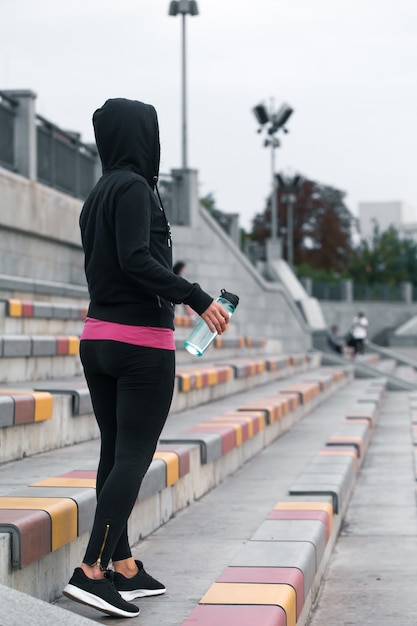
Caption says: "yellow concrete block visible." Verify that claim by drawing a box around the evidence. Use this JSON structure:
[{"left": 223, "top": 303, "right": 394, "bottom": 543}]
[
  {"left": 8, "top": 299, "right": 22, "bottom": 317},
  {"left": 180, "top": 374, "right": 191, "bottom": 392},
  {"left": 225, "top": 412, "right": 255, "bottom": 438},
  {"left": 265, "top": 404, "right": 280, "bottom": 423},
  {"left": 33, "top": 392, "right": 54, "bottom": 422},
  {"left": 31, "top": 477, "right": 96, "bottom": 488},
  {"left": 0, "top": 389, "right": 53, "bottom": 422},
  {"left": 153, "top": 451, "right": 179, "bottom": 486},
  {"left": 207, "top": 369, "right": 218, "bottom": 386},
  {"left": 68, "top": 336, "right": 80, "bottom": 355},
  {"left": 238, "top": 406, "right": 273, "bottom": 427},
  {"left": 0, "top": 497, "right": 77, "bottom": 550},
  {"left": 274, "top": 501, "right": 334, "bottom": 533},
  {"left": 200, "top": 582, "right": 296, "bottom": 626}
]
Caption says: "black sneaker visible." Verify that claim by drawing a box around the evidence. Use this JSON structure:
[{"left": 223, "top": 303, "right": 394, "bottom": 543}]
[
  {"left": 113, "top": 560, "right": 166, "bottom": 601},
  {"left": 63, "top": 567, "right": 140, "bottom": 618}
]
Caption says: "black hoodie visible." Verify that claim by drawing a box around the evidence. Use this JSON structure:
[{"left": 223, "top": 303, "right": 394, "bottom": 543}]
[{"left": 80, "top": 98, "right": 213, "bottom": 329}]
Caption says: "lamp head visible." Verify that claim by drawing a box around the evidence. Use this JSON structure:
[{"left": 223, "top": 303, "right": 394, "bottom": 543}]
[
  {"left": 272, "top": 103, "right": 294, "bottom": 131},
  {"left": 292, "top": 174, "right": 304, "bottom": 189},
  {"left": 168, "top": 1, "right": 178, "bottom": 15},
  {"left": 169, "top": 0, "right": 199, "bottom": 15},
  {"left": 276, "top": 173, "right": 304, "bottom": 189},
  {"left": 252, "top": 103, "right": 270, "bottom": 126},
  {"left": 188, "top": 0, "right": 199, "bottom": 15}
]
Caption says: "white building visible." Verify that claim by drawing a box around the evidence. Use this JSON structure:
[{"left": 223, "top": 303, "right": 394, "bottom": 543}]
[{"left": 358, "top": 201, "right": 417, "bottom": 241}]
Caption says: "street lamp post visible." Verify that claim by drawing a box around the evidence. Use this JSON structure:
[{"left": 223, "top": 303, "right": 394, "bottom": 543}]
[
  {"left": 168, "top": 0, "right": 199, "bottom": 169},
  {"left": 269, "top": 130, "right": 280, "bottom": 243},
  {"left": 285, "top": 192, "right": 296, "bottom": 267},
  {"left": 277, "top": 173, "right": 303, "bottom": 268},
  {"left": 252, "top": 101, "right": 294, "bottom": 246}
]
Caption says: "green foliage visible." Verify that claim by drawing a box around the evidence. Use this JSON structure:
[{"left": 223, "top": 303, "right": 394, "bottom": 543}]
[
  {"left": 200, "top": 192, "right": 217, "bottom": 212},
  {"left": 202, "top": 190, "right": 417, "bottom": 285},
  {"left": 349, "top": 222, "right": 417, "bottom": 285},
  {"left": 295, "top": 263, "right": 349, "bottom": 283},
  {"left": 200, "top": 192, "right": 249, "bottom": 251}
]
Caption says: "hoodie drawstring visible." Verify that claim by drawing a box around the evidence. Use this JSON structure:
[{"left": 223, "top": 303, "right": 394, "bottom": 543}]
[{"left": 154, "top": 181, "right": 172, "bottom": 247}]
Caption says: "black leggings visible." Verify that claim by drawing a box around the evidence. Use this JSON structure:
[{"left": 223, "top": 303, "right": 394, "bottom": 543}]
[
  {"left": 352, "top": 338, "right": 365, "bottom": 355},
  {"left": 80, "top": 340, "right": 176, "bottom": 568}
]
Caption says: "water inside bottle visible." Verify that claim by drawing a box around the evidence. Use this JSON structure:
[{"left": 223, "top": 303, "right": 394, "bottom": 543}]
[{"left": 184, "top": 340, "right": 203, "bottom": 357}]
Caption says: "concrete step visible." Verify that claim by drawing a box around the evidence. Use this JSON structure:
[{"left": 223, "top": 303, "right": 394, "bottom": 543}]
[
  {"left": 50, "top": 377, "right": 388, "bottom": 626},
  {"left": 0, "top": 353, "right": 320, "bottom": 463},
  {"left": 0, "top": 364, "right": 353, "bottom": 609},
  {"left": 321, "top": 349, "right": 417, "bottom": 391},
  {"left": 0, "top": 583, "right": 96, "bottom": 626}
]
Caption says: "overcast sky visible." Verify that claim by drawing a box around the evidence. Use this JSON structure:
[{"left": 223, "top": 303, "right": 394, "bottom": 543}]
[{"left": 2, "top": 0, "right": 416, "bottom": 230}]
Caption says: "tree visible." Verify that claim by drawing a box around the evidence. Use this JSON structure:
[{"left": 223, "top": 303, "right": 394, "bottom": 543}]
[
  {"left": 349, "top": 222, "right": 417, "bottom": 285},
  {"left": 200, "top": 192, "right": 216, "bottom": 212},
  {"left": 250, "top": 177, "right": 358, "bottom": 272}
]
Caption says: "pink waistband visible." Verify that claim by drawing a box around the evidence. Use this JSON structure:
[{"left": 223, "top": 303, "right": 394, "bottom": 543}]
[{"left": 80, "top": 317, "right": 175, "bottom": 351}]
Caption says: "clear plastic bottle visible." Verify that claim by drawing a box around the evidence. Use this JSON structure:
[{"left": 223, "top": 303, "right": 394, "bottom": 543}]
[{"left": 184, "top": 289, "right": 239, "bottom": 357}]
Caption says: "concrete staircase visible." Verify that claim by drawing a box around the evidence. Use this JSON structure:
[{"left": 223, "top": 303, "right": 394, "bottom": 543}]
[{"left": 0, "top": 276, "right": 416, "bottom": 625}]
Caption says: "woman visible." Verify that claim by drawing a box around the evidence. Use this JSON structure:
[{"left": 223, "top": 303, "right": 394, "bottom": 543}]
[{"left": 63, "top": 98, "right": 229, "bottom": 618}]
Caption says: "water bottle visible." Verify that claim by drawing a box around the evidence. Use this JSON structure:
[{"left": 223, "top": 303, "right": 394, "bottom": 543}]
[{"left": 184, "top": 289, "right": 239, "bottom": 357}]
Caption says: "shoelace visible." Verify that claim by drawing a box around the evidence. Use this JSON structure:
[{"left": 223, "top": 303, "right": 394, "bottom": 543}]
[{"left": 104, "top": 569, "right": 122, "bottom": 595}]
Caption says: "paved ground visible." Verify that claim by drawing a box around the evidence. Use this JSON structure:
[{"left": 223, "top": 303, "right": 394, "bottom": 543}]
[
  {"left": 307, "top": 391, "right": 417, "bottom": 625},
  {"left": 50, "top": 378, "right": 417, "bottom": 626}
]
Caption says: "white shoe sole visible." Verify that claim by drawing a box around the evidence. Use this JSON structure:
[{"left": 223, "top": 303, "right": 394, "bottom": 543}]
[
  {"left": 63, "top": 583, "right": 140, "bottom": 618},
  {"left": 119, "top": 587, "right": 166, "bottom": 601}
]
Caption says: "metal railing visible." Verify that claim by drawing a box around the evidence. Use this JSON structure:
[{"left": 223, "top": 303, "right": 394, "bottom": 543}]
[
  {"left": 0, "top": 90, "right": 99, "bottom": 199},
  {"left": 0, "top": 92, "right": 17, "bottom": 170},
  {"left": 310, "top": 279, "right": 404, "bottom": 302},
  {"left": 311, "top": 281, "right": 344, "bottom": 301},
  {"left": 36, "top": 115, "right": 98, "bottom": 198},
  {"left": 156, "top": 173, "right": 174, "bottom": 220},
  {"left": 352, "top": 282, "right": 403, "bottom": 302}
]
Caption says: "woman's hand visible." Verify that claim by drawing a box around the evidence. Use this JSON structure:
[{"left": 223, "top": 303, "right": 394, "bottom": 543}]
[{"left": 200, "top": 300, "right": 230, "bottom": 335}]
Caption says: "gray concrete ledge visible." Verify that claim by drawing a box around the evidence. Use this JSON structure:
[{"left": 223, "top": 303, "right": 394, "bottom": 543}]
[{"left": 0, "top": 583, "right": 95, "bottom": 626}]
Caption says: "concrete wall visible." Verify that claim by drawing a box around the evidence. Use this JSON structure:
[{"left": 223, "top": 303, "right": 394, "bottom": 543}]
[
  {"left": 320, "top": 299, "right": 417, "bottom": 343},
  {"left": 4, "top": 163, "right": 417, "bottom": 350},
  {"left": 0, "top": 165, "right": 312, "bottom": 351},
  {"left": 173, "top": 208, "right": 311, "bottom": 351},
  {"left": 0, "top": 167, "right": 85, "bottom": 284}
]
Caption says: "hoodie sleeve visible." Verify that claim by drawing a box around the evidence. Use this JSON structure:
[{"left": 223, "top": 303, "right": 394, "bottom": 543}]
[{"left": 115, "top": 180, "right": 213, "bottom": 315}]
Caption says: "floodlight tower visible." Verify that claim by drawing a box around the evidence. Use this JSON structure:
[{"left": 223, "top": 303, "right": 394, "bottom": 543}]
[
  {"left": 168, "top": 0, "right": 199, "bottom": 169},
  {"left": 252, "top": 101, "right": 294, "bottom": 247}
]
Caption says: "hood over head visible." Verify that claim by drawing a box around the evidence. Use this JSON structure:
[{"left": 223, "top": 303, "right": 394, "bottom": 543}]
[{"left": 93, "top": 98, "right": 160, "bottom": 188}]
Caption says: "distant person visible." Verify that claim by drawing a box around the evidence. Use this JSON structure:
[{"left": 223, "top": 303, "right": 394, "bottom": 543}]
[
  {"left": 350, "top": 311, "right": 369, "bottom": 355},
  {"left": 327, "top": 324, "right": 343, "bottom": 355},
  {"left": 173, "top": 261, "right": 186, "bottom": 276},
  {"left": 173, "top": 260, "right": 196, "bottom": 320}
]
